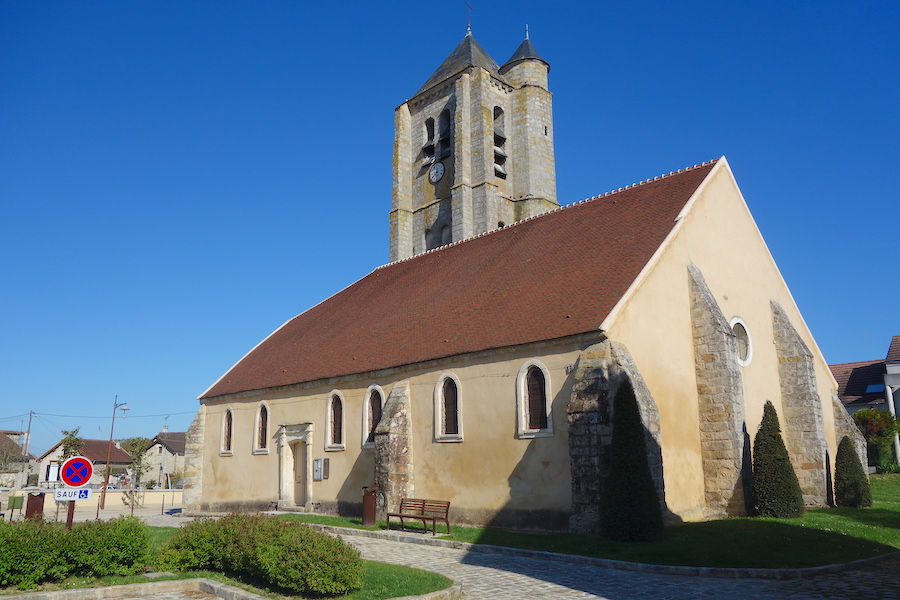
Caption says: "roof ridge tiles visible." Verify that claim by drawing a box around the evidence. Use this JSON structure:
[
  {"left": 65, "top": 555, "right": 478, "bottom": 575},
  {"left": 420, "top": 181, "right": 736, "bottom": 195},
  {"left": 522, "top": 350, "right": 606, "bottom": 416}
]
[{"left": 376, "top": 159, "right": 719, "bottom": 271}]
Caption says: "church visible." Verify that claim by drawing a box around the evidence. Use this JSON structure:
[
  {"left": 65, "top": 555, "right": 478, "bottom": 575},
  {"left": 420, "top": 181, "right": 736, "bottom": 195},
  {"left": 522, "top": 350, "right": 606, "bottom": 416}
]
[{"left": 182, "top": 30, "right": 863, "bottom": 530}]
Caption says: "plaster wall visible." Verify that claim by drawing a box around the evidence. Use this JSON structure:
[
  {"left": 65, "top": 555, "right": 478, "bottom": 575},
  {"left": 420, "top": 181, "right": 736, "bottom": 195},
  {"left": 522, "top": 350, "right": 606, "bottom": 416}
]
[
  {"left": 199, "top": 339, "right": 584, "bottom": 525},
  {"left": 605, "top": 161, "right": 841, "bottom": 519}
]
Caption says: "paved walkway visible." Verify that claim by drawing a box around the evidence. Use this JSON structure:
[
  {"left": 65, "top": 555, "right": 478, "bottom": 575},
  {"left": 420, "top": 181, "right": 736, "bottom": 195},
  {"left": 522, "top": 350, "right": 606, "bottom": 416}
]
[{"left": 340, "top": 534, "right": 900, "bottom": 600}]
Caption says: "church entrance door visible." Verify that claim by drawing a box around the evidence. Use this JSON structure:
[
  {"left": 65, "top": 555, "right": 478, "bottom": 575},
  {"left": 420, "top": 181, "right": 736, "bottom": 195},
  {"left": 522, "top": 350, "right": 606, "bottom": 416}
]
[{"left": 293, "top": 441, "right": 307, "bottom": 506}]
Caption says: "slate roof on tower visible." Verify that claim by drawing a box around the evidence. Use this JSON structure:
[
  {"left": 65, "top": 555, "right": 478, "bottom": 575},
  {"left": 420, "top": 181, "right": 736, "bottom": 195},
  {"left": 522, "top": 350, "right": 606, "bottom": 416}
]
[
  {"left": 201, "top": 159, "right": 720, "bottom": 400},
  {"left": 416, "top": 30, "right": 500, "bottom": 95},
  {"left": 500, "top": 35, "right": 548, "bottom": 72}
]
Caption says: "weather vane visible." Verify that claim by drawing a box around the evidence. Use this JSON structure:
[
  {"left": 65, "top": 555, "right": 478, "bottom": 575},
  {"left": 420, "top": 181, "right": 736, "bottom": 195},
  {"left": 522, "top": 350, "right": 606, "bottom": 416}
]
[{"left": 466, "top": 2, "right": 473, "bottom": 33}]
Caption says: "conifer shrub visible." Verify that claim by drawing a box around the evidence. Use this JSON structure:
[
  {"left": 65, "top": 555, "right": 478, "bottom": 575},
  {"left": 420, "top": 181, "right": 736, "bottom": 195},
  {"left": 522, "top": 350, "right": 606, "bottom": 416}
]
[
  {"left": 599, "top": 378, "right": 664, "bottom": 542},
  {"left": 834, "top": 435, "right": 872, "bottom": 508},
  {"left": 158, "top": 514, "right": 363, "bottom": 596},
  {"left": 751, "top": 401, "right": 804, "bottom": 517}
]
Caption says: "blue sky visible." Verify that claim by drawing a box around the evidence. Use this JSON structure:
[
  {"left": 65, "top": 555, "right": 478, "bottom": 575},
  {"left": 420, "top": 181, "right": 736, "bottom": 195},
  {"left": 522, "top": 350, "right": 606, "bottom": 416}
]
[{"left": 2, "top": 1, "right": 897, "bottom": 456}]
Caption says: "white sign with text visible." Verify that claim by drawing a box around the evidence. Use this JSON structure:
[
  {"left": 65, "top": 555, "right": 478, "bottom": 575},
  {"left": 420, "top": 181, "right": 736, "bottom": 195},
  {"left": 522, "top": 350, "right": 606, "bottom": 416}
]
[{"left": 54, "top": 488, "right": 93, "bottom": 501}]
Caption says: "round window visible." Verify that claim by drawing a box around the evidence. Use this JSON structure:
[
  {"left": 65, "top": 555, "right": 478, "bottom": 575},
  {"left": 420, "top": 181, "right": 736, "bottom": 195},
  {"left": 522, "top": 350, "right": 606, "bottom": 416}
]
[{"left": 730, "top": 318, "right": 751, "bottom": 366}]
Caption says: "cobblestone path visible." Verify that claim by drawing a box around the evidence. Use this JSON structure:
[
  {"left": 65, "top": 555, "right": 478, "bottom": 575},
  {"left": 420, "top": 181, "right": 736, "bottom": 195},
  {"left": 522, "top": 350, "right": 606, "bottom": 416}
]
[{"left": 344, "top": 535, "right": 900, "bottom": 600}]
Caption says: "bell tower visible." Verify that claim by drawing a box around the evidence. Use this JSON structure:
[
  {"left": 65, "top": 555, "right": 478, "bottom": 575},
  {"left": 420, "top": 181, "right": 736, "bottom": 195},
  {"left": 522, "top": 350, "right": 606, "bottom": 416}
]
[{"left": 390, "top": 28, "right": 558, "bottom": 262}]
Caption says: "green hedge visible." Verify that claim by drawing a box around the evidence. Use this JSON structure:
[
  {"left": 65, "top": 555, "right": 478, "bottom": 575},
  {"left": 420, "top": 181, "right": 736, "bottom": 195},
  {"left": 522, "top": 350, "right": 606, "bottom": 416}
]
[
  {"left": 157, "top": 514, "right": 362, "bottom": 597},
  {"left": 0, "top": 516, "right": 148, "bottom": 589}
]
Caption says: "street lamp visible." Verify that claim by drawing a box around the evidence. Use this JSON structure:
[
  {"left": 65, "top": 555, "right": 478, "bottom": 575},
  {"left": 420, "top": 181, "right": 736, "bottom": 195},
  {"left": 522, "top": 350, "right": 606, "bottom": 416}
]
[{"left": 98, "top": 396, "right": 128, "bottom": 513}]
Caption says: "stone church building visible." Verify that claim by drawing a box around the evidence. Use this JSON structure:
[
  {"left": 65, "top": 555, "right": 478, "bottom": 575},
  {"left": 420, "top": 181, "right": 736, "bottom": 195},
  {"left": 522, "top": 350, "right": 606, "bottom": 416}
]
[{"left": 182, "top": 31, "right": 863, "bottom": 530}]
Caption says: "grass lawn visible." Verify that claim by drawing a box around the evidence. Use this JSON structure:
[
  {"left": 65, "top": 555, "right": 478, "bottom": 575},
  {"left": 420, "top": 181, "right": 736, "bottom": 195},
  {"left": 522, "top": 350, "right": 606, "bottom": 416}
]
[
  {"left": 284, "top": 473, "right": 900, "bottom": 569},
  {"left": 0, "top": 564, "right": 450, "bottom": 600}
]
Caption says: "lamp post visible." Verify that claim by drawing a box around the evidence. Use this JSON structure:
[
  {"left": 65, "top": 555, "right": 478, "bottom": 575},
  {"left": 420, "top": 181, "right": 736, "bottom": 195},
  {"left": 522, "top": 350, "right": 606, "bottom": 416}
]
[{"left": 97, "top": 396, "right": 128, "bottom": 515}]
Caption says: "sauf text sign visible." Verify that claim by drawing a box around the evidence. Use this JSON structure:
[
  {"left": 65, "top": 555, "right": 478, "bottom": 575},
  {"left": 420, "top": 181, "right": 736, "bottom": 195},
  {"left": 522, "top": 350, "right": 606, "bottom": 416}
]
[{"left": 55, "top": 488, "right": 93, "bottom": 501}]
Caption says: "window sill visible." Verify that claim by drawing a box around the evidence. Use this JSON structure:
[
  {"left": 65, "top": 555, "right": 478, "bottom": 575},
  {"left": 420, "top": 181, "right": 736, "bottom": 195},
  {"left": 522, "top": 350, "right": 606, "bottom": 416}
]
[
  {"left": 252, "top": 448, "right": 269, "bottom": 455},
  {"left": 434, "top": 435, "right": 463, "bottom": 443},
  {"left": 325, "top": 445, "right": 345, "bottom": 452},
  {"left": 516, "top": 430, "right": 554, "bottom": 440},
  {"left": 219, "top": 451, "right": 233, "bottom": 457}
]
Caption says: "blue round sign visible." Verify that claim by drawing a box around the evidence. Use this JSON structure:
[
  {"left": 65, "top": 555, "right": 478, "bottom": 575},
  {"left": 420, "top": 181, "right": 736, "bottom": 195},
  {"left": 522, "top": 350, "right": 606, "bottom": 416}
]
[{"left": 60, "top": 456, "right": 93, "bottom": 487}]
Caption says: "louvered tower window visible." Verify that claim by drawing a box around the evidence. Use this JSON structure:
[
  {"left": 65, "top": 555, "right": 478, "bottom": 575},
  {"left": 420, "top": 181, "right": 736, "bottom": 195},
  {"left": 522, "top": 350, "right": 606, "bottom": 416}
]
[{"left": 493, "top": 106, "right": 507, "bottom": 179}]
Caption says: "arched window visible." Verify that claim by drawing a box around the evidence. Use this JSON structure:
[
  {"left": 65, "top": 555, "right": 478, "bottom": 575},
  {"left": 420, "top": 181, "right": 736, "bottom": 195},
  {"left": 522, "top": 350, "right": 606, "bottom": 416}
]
[
  {"left": 221, "top": 409, "right": 234, "bottom": 455},
  {"left": 254, "top": 403, "right": 269, "bottom": 453},
  {"left": 433, "top": 373, "right": 463, "bottom": 442},
  {"left": 516, "top": 361, "right": 553, "bottom": 438},
  {"left": 364, "top": 387, "right": 384, "bottom": 447},
  {"left": 527, "top": 367, "right": 548, "bottom": 430},
  {"left": 327, "top": 392, "right": 345, "bottom": 450}
]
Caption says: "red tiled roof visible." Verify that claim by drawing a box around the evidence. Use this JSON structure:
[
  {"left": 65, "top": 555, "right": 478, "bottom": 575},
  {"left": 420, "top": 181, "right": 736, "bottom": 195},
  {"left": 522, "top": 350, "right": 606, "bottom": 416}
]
[
  {"left": 829, "top": 359, "right": 886, "bottom": 408},
  {"left": 886, "top": 335, "right": 900, "bottom": 364},
  {"left": 201, "top": 161, "right": 718, "bottom": 399},
  {"left": 39, "top": 438, "right": 133, "bottom": 463}
]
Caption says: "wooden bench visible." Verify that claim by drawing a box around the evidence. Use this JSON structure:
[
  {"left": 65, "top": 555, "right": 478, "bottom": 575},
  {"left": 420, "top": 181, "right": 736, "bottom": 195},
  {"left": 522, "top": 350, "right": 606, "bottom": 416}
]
[{"left": 386, "top": 498, "right": 450, "bottom": 535}]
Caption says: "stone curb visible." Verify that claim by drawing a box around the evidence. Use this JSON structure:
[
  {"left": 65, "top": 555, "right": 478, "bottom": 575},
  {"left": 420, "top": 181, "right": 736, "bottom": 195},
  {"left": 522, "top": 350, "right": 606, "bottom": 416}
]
[
  {"left": 0, "top": 577, "right": 463, "bottom": 600},
  {"left": 307, "top": 522, "right": 900, "bottom": 580}
]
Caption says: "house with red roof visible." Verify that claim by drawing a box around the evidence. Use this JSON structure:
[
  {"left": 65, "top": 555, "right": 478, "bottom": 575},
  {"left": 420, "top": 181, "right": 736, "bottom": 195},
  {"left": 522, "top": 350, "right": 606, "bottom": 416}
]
[
  {"left": 183, "top": 31, "right": 862, "bottom": 530},
  {"left": 830, "top": 336, "right": 900, "bottom": 414},
  {"left": 38, "top": 438, "right": 132, "bottom": 488}
]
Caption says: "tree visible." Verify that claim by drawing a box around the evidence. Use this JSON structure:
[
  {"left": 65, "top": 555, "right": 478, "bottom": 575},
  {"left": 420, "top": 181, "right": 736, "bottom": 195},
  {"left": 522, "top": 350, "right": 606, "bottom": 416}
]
[
  {"left": 120, "top": 437, "right": 152, "bottom": 487},
  {"left": 751, "top": 401, "right": 804, "bottom": 517},
  {"left": 59, "top": 428, "right": 84, "bottom": 460},
  {"left": 0, "top": 441, "right": 23, "bottom": 473},
  {"left": 834, "top": 435, "right": 872, "bottom": 508},
  {"left": 599, "top": 379, "right": 664, "bottom": 542},
  {"left": 851, "top": 409, "right": 898, "bottom": 467}
]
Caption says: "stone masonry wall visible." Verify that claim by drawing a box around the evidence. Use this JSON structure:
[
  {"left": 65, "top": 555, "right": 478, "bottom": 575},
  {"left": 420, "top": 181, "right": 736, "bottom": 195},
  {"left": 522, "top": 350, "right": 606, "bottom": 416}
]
[
  {"left": 771, "top": 301, "right": 828, "bottom": 506},
  {"left": 831, "top": 392, "right": 868, "bottom": 473},
  {"left": 688, "top": 264, "right": 748, "bottom": 517},
  {"left": 374, "top": 380, "right": 414, "bottom": 518},
  {"left": 567, "top": 339, "right": 664, "bottom": 533},
  {"left": 181, "top": 405, "right": 206, "bottom": 512}
]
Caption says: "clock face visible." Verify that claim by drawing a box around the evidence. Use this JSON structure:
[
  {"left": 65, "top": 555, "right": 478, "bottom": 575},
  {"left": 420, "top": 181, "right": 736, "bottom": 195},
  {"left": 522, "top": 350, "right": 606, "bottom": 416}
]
[{"left": 429, "top": 161, "right": 445, "bottom": 183}]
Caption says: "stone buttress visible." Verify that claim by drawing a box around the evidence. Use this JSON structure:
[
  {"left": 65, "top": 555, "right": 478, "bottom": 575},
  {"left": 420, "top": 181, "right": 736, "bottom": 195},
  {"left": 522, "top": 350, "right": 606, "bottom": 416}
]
[
  {"left": 689, "top": 264, "right": 749, "bottom": 517},
  {"left": 374, "top": 380, "right": 414, "bottom": 517},
  {"left": 567, "top": 339, "right": 664, "bottom": 533}
]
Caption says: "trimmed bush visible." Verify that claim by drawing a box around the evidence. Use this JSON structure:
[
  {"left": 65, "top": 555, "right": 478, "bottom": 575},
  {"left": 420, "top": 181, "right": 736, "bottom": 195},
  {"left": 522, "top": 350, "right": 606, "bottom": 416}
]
[
  {"left": 752, "top": 401, "right": 804, "bottom": 517},
  {"left": 256, "top": 522, "right": 363, "bottom": 596},
  {"left": 834, "top": 435, "right": 872, "bottom": 508},
  {"left": 68, "top": 516, "right": 149, "bottom": 577},
  {"left": 0, "top": 516, "right": 147, "bottom": 589},
  {"left": 0, "top": 518, "right": 69, "bottom": 589},
  {"left": 599, "top": 379, "right": 664, "bottom": 542},
  {"left": 159, "top": 514, "right": 363, "bottom": 596}
]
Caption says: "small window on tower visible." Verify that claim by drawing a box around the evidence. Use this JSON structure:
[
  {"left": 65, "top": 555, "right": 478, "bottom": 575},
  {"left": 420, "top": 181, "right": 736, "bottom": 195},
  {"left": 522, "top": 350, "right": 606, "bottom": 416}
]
[
  {"left": 493, "top": 106, "right": 507, "bottom": 179},
  {"left": 438, "top": 109, "right": 452, "bottom": 159},
  {"left": 423, "top": 118, "right": 436, "bottom": 163}
]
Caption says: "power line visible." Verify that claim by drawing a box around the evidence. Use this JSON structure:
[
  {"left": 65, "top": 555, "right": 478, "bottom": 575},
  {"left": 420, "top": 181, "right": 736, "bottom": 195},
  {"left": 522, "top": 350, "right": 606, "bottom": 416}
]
[{"left": 37, "top": 411, "right": 196, "bottom": 419}]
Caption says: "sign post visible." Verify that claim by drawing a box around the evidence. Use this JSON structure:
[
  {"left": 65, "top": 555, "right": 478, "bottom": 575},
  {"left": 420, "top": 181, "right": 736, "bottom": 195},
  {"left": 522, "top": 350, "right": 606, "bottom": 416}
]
[{"left": 59, "top": 456, "right": 93, "bottom": 530}]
